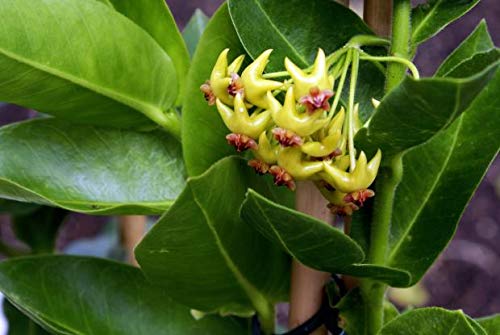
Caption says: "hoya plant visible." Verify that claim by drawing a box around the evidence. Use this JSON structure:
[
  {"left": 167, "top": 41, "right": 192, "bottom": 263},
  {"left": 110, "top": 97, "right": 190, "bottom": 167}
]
[{"left": 0, "top": 0, "right": 498, "bottom": 334}]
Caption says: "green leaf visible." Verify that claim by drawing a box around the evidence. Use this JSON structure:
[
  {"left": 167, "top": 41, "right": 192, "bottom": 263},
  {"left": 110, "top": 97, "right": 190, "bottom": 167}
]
[
  {"left": 387, "top": 41, "right": 500, "bottom": 286},
  {"left": 12, "top": 206, "right": 67, "bottom": 254},
  {"left": 106, "top": 0, "right": 190, "bottom": 104},
  {"left": 3, "top": 299, "right": 50, "bottom": 335},
  {"left": 0, "top": 0, "right": 177, "bottom": 130},
  {"left": 183, "top": 9, "right": 210, "bottom": 57},
  {"left": 356, "top": 61, "right": 498, "bottom": 158},
  {"left": 435, "top": 20, "right": 494, "bottom": 77},
  {"left": 136, "top": 157, "right": 293, "bottom": 316},
  {"left": 241, "top": 190, "right": 410, "bottom": 286},
  {"left": 228, "top": 0, "right": 371, "bottom": 71},
  {"left": 0, "top": 255, "right": 248, "bottom": 335},
  {"left": 476, "top": 314, "right": 500, "bottom": 335},
  {"left": 446, "top": 49, "right": 500, "bottom": 78},
  {"left": 334, "top": 289, "right": 399, "bottom": 335},
  {"left": 379, "top": 308, "right": 486, "bottom": 335},
  {"left": 411, "top": 0, "right": 480, "bottom": 47},
  {"left": 241, "top": 189, "right": 364, "bottom": 270},
  {"left": 182, "top": 4, "right": 248, "bottom": 176},
  {"left": 0, "top": 118, "right": 185, "bottom": 215},
  {"left": 228, "top": 0, "right": 385, "bottom": 120}
]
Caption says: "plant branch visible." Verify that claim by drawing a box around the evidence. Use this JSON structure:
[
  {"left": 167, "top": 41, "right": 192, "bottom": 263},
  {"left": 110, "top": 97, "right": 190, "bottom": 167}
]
[
  {"left": 385, "top": 0, "right": 411, "bottom": 91},
  {"left": 119, "top": 215, "right": 147, "bottom": 266}
]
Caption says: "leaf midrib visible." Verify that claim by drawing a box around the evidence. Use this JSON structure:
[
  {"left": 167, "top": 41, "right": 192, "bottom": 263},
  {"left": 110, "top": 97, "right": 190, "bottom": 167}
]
[
  {"left": 189, "top": 186, "right": 269, "bottom": 313},
  {"left": 0, "top": 46, "right": 162, "bottom": 120},
  {"left": 387, "top": 116, "right": 463, "bottom": 264},
  {"left": 0, "top": 178, "right": 173, "bottom": 213},
  {"left": 412, "top": 0, "right": 443, "bottom": 43}
]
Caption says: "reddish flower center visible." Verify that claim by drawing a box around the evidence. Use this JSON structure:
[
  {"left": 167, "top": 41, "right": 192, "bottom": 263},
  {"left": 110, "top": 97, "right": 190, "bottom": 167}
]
[
  {"left": 269, "top": 165, "right": 296, "bottom": 190},
  {"left": 200, "top": 80, "right": 216, "bottom": 105},
  {"left": 248, "top": 159, "right": 270, "bottom": 175},
  {"left": 227, "top": 73, "right": 244, "bottom": 97},
  {"left": 327, "top": 203, "right": 359, "bottom": 216},
  {"left": 343, "top": 189, "right": 375, "bottom": 207},
  {"left": 226, "top": 133, "right": 258, "bottom": 152},
  {"left": 272, "top": 128, "right": 303, "bottom": 147},
  {"left": 299, "top": 87, "right": 334, "bottom": 114}
]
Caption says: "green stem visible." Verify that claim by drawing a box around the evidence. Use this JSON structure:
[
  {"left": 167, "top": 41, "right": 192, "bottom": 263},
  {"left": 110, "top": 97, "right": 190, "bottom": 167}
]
[
  {"left": 256, "top": 302, "right": 275, "bottom": 334},
  {"left": 360, "top": 55, "right": 419, "bottom": 79},
  {"left": 154, "top": 110, "right": 182, "bottom": 141},
  {"left": 347, "top": 50, "right": 359, "bottom": 171},
  {"left": 347, "top": 34, "right": 391, "bottom": 48},
  {"left": 361, "top": 155, "right": 403, "bottom": 335},
  {"left": 329, "top": 49, "right": 352, "bottom": 120},
  {"left": 385, "top": 0, "right": 411, "bottom": 92}
]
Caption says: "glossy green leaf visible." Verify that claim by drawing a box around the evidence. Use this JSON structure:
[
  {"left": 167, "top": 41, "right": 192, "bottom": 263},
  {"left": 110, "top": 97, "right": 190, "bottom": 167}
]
[
  {"left": 228, "top": 0, "right": 385, "bottom": 119},
  {"left": 435, "top": 20, "right": 494, "bottom": 77},
  {"left": 0, "top": 0, "right": 177, "bottom": 130},
  {"left": 0, "top": 118, "right": 185, "bottom": 215},
  {"left": 136, "top": 157, "right": 293, "bottom": 316},
  {"left": 0, "top": 255, "right": 248, "bottom": 335},
  {"left": 3, "top": 300, "right": 50, "bottom": 335},
  {"left": 183, "top": 9, "right": 210, "bottom": 57},
  {"left": 379, "top": 308, "right": 486, "bottom": 335},
  {"left": 228, "top": 0, "right": 371, "bottom": 71},
  {"left": 12, "top": 206, "right": 67, "bottom": 254},
  {"left": 182, "top": 4, "right": 248, "bottom": 176},
  {"left": 107, "top": 0, "right": 190, "bottom": 104},
  {"left": 476, "top": 314, "right": 500, "bottom": 335},
  {"left": 356, "top": 61, "right": 498, "bottom": 158},
  {"left": 411, "top": 0, "right": 480, "bottom": 46},
  {"left": 387, "top": 36, "right": 500, "bottom": 285},
  {"left": 241, "top": 189, "right": 364, "bottom": 270},
  {"left": 240, "top": 190, "right": 411, "bottom": 286},
  {"left": 446, "top": 49, "right": 500, "bottom": 78},
  {"left": 334, "top": 289, "right": 399, "bottom": 335}
]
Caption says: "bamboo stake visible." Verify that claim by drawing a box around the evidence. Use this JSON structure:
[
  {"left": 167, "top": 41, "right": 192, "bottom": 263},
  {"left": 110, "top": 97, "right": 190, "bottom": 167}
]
[
  {"left": 118, "top": 215, "right": 146, "bottom": 266},
  {"left": 289, "top": 182, "right": 332, "bottom": 334},
  {"left": 287, "top": 1, "right": 350, "bottom": 332},
  {"left": 363, "top": 0, "right": 392, "bottom": 37}
]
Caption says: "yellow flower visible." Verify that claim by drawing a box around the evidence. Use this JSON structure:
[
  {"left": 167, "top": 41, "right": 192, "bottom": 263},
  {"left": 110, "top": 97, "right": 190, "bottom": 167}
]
[
  {"left": 241, "top": 49, "right": 284, "bottom": 109},
  {"left": 320, "top": 150, "right": 382, "bottom": 193},
  {"left": 252, "top": 131, "right": 278, "bottom": 164},
  {"left": 285, "top": 48, "right": 334, "bottom": 101},
  {"left": 209, "top": 49, "right": 245, "bottom": 106},
  {"left": 301, "top": 108, "right": 345, "bottom": 157},
  {"left": 215, "top": 93, "right": 271, "bottom": 139},
  {"left": 277, "top": 147, "right": 323, "bottom": 180},
  {"left": 268, "top": 87, "right": 329, "bottom": 137}
]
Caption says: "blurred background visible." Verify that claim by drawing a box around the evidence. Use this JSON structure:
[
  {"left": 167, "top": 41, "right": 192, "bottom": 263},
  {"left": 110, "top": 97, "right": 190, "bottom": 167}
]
[{"left": 0, "top": 0, "right": 498, "bottom": 332}]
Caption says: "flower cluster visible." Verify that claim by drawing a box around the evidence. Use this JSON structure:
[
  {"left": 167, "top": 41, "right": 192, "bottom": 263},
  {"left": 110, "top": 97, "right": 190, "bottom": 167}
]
[{"left": 201, "top": 48, "right": 382, "bottom": 216}]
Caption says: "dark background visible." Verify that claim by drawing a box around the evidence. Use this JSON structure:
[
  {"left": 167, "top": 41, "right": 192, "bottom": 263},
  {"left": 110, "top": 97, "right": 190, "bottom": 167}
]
[{"left": 0, "top": 0, "right": 498, "bottom": 318}]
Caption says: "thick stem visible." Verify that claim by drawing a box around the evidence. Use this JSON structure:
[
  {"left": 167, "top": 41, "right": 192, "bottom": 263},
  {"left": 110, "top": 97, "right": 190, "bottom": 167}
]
[
  {"left": 361, "top": 155, "right": 403, "bottom": 334},
  {"left": 385, "top": 0, "right": 411, "bottom": 91},
  {"left": 289, "top": 182, "right": 332, "bottom": 335},
  {"left": 118, "top": 215, "right": 147, "bottom": 266}
]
